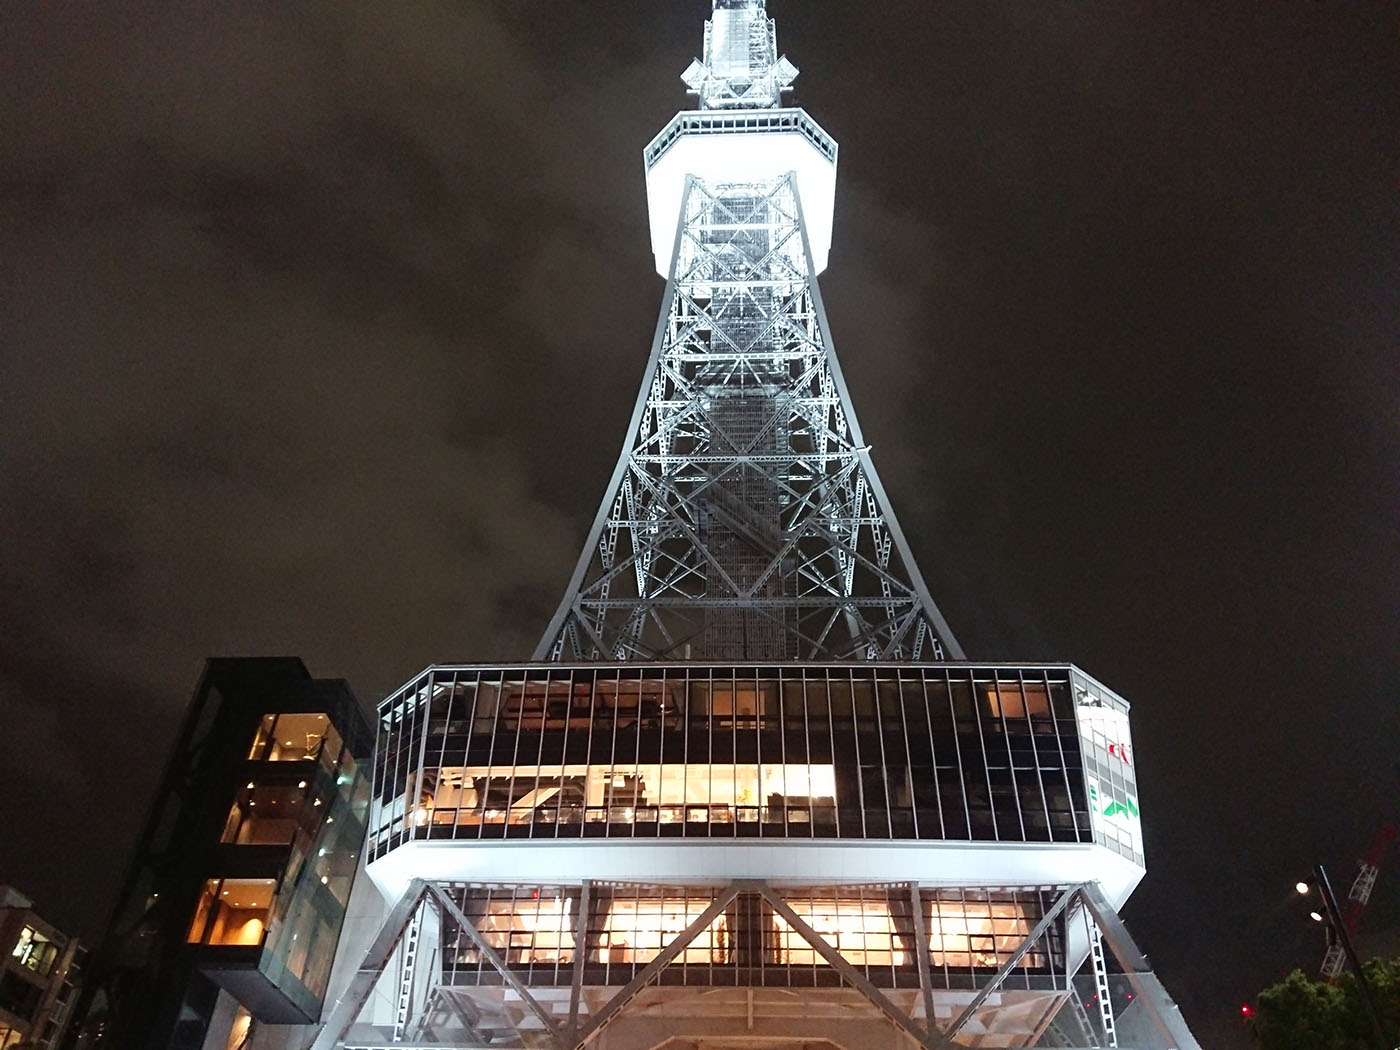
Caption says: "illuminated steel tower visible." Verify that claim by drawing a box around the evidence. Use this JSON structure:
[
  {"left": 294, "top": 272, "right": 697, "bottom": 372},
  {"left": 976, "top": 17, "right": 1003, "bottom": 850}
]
[
  {"left": 535, "top": 4, "right": 957, "bottom": 668},
  {"left": 315, "top": 5, "right": 1203, "bottom": 1049}
]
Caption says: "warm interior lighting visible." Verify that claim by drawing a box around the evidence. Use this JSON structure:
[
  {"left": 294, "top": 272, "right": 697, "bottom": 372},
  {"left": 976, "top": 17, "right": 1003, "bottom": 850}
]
[
  {"left": 776, "top": 899, "right": 905, "bottom": 967},
  {"left": 419, "top": 762, "right": 838, "bottom": 825},
  {"left": 928, "top": 898, "right": 1038, "bottom": 969},
  {"left": 248, "top": 712, "right": 341, "bottom": 762},
  {"left": 601, "top": 898, "right": 718, "bottom": 964},
  {"left": 474, "top": 894, "right": 576, "bottom": 964},
  {"left": 188, "top": 878, "right": 278, "bottom": 946}
]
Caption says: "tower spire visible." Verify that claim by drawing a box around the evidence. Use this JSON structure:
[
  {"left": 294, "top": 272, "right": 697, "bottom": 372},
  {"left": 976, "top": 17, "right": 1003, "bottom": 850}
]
[{"left": 681, "top": 0, "right": 798, "bottom": 110}]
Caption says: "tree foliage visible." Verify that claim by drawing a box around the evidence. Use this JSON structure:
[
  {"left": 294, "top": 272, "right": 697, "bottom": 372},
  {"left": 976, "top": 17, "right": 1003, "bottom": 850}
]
[{"left": 1251, "top": 958, "right": 1400, "bottom": 1050}]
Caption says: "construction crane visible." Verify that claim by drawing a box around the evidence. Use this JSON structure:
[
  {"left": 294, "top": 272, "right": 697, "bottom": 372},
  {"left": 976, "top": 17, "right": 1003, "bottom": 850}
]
[{"left": 1321, "top": 822, "right": 1397, "bottom": 981}]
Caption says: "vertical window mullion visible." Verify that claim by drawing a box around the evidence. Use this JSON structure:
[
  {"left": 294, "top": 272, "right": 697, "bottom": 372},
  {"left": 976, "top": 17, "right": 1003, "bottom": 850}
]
[
  {"left": 920, "top": 670, "right": 945, "bottom": 838},
  {"left": 871, "top": 669, "right": 892, "bottom": 836},
  {"left": 943, "top": 671, "right": 973, "bottom": 838},
  {"left": 1025, "top": 671, "right": 1055, "bottom": 840},
  {"left": 999, "top": 672, "right": 1026, "bottom": 842},
  {"left": 969, "top": 671, "right": 999, "bottom": 841},
  {"left": 817, "top": 674, "right": 828, "bottom": 840},
  {"left": 849, "top": 668, "right": 867, "bottom": 839},
  {"left": 607, "top": 668, "right": 621, "bottom": 837},
  {"left": 462, "top": 671, "right": 484, "bottom": 840},
  {"left": 894, "top": 669, "right": 917, "bottom": 840},
  {"left": 428, "top": 671, "right": 457, "bottom": 841}
]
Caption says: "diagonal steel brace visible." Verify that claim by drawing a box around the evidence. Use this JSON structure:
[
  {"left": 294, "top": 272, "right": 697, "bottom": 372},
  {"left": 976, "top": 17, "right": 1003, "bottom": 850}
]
[
  {"left": 426, "top": 883, "right": 567, "bottom": 1048},
  {"left": 934, "top": 883, "right": 1083, "bottom": 1048},
  {"left": 756, "top": 885, "right": 939, "bottom": 1050},
  {"left": 572, "top": 882, "right": 744, "bottom": 1050}
]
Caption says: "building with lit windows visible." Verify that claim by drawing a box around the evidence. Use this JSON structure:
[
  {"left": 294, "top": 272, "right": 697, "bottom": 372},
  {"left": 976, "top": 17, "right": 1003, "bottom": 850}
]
[
  {"left": 303, "top": 4, "right": 1203, "bottom": 1049},
  {"left": 61, "top": 659, "right": 371, "bottom": 1050},
  {"left": 0, "top": 887, "right": 81, "bottom": 1049}
]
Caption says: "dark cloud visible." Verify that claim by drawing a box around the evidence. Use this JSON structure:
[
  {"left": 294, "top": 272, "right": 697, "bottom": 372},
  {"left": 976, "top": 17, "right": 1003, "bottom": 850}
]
[{"left": 1, "top": 4, "right": 1397, "bottom": 1048}]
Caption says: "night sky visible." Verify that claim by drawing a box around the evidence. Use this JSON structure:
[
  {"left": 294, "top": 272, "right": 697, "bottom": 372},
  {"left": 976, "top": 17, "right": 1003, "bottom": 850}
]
[{"left": 2, "top": 4, "right": 1397, "bottom": 1047}]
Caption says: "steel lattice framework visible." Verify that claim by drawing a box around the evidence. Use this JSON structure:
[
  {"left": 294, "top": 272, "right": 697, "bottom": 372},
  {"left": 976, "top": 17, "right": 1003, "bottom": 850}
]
[
  {"left": 313, "top": 879, "right": 1201, "bottom": 1050},
  {"left": 536, "top": 174, "right": 963, "bottom": 665}
]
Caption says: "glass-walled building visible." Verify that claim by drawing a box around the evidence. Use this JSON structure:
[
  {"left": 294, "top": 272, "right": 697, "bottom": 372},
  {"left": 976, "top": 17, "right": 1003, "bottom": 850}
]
[
  {"left": 360, "top": 662, "right": 1144, "bottom": 1004},
  {"left": 62, "top": 659, "right": 371, "bottom": 1050},
  {"left": 192, "top": 706, "right": 370, "bottom": 1022},
  {"left": 369, "top": 663, "right": 1138, "bottom": 865}
]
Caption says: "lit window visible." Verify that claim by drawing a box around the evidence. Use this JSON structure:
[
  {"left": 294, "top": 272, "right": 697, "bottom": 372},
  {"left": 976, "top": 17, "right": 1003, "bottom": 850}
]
[
  {"left": 987, "top": 683, "right": 1050, "bottom": 719},
  {"left": 10, "top": 925, "right": 57, "bottom": 976},
  {"left": 928, "top": 897, "right": 1039, "bottom": 969},
  {"left": 414, "top": 763, "right": 837, "bottom": 827},
  {"left": 187, "top": 878, "right": 278, "bottom": 946},
  {"left": 775, "top": 899, "right": 905, "bottom": 967},
  {"left": 220, "top": 779, "right": 319, "bottom": 845},
  {"left": 247, "top": 713, "right": 342, "bottom": 763},
  {"left": 475, "top": 894, "right": 575, "bottom": 964},
  {"left": 600, "top": 897, "right": 722, "bottom": 964}
]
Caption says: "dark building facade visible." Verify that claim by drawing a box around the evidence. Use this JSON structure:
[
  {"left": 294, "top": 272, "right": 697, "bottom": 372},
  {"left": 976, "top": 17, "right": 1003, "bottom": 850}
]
[{"left": 62, "top": 659, "right": 370, "bottom": 1050}]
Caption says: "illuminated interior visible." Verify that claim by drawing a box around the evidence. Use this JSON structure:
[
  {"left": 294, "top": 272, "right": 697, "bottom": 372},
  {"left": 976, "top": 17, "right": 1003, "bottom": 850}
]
[
  {"left": 444, "top": 887, "right": 1050, "bottom": 975},
  {"left": 223, "top": 1007, "right": 253, "bottom": 1050},
  {"left": 371, "top": 666, "right": 1100, "bottom": 851},
  {"left": 9, "top": 925, "right": 57, "bottom": 976},
  {"left": 985, "top": 682, "right": 1050, "bottom": 719},
  {"left": 248, "top": 712, "right": 342, "bottom": 764},
  {"left": 416, "top": 763, "right": 837, "bottom": 826},
  {"left": 775, "top": 899, "right": 906, "bottom": 967},
  {"left": 475, "top": 895, "right": 576, "bottom": 965},
  {"left": 187, "top": 878, "right": 277, "bottom": 947},
  {"left": 598, "top": 898, "right": 722, "bottom": 964},
  {"left": 928, "top": 897, "right": 1039, "bottom": 969},
  {"left": 219, "top": 778, "right": 324, "bottom": 846}
]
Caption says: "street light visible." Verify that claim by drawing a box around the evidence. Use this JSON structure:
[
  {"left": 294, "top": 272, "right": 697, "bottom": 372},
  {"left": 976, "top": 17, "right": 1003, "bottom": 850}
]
[{"left": 1296, "top": 865, "right": 1394, "bottom": 1050}]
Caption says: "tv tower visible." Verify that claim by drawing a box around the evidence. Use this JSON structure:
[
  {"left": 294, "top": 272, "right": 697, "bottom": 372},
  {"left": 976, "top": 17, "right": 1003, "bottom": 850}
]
[{"left": 311, "top": 4, "right": 1203, "bottom": 1048}]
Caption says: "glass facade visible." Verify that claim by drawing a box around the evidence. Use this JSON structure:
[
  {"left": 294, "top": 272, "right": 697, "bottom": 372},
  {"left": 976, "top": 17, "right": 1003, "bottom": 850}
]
[
  {"left": 437, "top": 883, "right": 1063, "bottom": 990},
  {"left": 195, "top": 707, "right": 371, "bottom": 1021},
  {"left": 258, "top": 750, "right": 369, "bottom": 1013},
  {"left": 187, "top": 879, "right": 276, "bottom": 947},
  {"left": 369, "top": 664, "right": 1115, "bottom": 857}
]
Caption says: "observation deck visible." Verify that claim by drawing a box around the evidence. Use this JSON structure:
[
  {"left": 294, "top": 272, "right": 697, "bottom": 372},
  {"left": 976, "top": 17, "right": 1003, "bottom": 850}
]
[
  {"left": 365, "top": 662, "right": 1144, "bottom": 909},
  {"left": 644, "top": 108, "right": 838, "bottom": 276}
]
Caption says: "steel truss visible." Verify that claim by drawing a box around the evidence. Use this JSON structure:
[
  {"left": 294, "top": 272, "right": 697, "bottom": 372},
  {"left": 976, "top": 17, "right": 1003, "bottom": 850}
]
[
  {"left": 312, "top": 880, "right": 1199, "bottom": 1050},
  {"left": 536, "top": 174, "right": 963, "bottom": 665}
]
